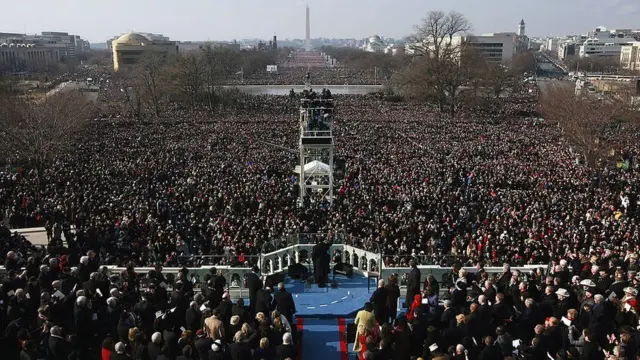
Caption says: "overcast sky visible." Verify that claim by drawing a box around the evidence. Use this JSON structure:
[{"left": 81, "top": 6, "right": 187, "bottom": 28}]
[{"left": 5, "top": 0, "right": 640, "bottom": 43}]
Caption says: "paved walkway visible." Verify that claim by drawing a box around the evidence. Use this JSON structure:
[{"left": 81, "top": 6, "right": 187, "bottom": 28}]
[{"left": 8, "top": 226, "right": 70, "bottom": 246}]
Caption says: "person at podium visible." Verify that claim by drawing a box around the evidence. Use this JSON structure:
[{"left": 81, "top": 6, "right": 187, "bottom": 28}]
[{"left": 312, "top": 238, "right": 331, "bottom": 287}]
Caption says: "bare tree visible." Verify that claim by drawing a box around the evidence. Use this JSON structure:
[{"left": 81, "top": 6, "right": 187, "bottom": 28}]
[
  {"left": 171, "top": 52, "right": 205, "bottom": 107},
  {"left": 407, "top": 10, "right": 471, "bottom": 58},
  {"left": 511, "top": 51, "right": 536, "bottom": 74},
  {"left": 136, "top": 52, "right": 168, "bottom": 117},
  {"left": 200, "top": 44, "right": 219, "bottom": 111},
  {"left": 110, "top": 71, "right": 145, "bottom": 118},
  {"left": 0, "top": 91, "right": 93, "bottom": 168},
  {"left": 564, "top": 55, "right": 620, "bottom": 73},
  {"left": 540, "top": 84, "right": 637, "bottom": 168},
  {"left": 483, "top": 62, "right": 518, "bottom": 98},
  {"left": 399, "top": 11, "right": 472, "bottom": 116}
]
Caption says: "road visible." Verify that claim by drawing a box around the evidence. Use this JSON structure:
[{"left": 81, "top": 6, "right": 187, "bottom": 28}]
[
  {"left": 45, "top": 81, "right": 99, "bottom": 102},
  {"left": 537, "top": 78, "right": 574, "bottom": 94},
  {"left": 535, "top": 52, "right": 568, "bottom": 80}
]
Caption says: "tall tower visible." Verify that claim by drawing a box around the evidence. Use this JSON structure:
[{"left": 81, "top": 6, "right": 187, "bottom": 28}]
[
  {"left": 518, "top": 19, "right": 526, "bottom": 37},
  {"left": 305, "top": 5, "right": 311, "bottom": 51}
]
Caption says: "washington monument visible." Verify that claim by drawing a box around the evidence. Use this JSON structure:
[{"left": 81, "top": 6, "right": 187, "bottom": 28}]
[{"left": 305, "top": 5, "right": 311, "bottom": 51}]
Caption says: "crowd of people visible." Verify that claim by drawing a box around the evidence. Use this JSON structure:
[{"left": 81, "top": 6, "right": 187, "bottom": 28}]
[
  {"left": 356, "top": 260, "right": 640, "bottom": 360},
  {"left": 227, "top": 51, "right": 384, "bottom": 86},
  {"left": 1, "top": 62, "right": 640, "bottom": 359},
  {"left": 0, "top": 249, "right": 301, "bottom": 360},
  {"left": 2, "top": 79, "right": 639, "bottom": 270},
  {"left": 222, "top": 67, "right": 383, "bottom": 86}
]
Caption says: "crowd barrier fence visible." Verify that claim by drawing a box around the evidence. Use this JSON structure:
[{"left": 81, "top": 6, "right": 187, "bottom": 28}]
[{"left": 1, "top": 230, "right": 543, "bottom": 298}]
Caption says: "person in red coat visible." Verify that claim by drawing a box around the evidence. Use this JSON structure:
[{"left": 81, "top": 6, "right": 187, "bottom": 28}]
[
  {"left": 407, "top": 294, "right": 422, "bottom": 322},
  {"left": 101, "top": 337, "right": 114, "bottom": 360}
]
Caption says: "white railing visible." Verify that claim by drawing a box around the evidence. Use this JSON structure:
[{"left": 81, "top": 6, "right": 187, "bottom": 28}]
[
  {"left": 258, "top": 243, "right": 382, "bottom": 278},
  {"left": 1, "top": 230, "right": 543, "bottom": 296}
]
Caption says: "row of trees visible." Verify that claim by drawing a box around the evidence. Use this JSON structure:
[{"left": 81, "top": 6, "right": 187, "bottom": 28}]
[
  {"left": 115, "top": 45, "right": 279, "bottom": 117},
  {"left": 319, "top": 46, "right": 405, "bottom": 81},
  {"left": 392, "top": 10, "right": 639, "bottom": 169},
  {"left": 561, "top": 55, "right": 631, "bottom": 74},
  {"left": 394, "top": 11, "right": 536, "bottom": 116},
  {"left": 0, "top": 89, "right": 94, "bottom": 168},
  {"left": 540, "top": 84, "right": 638, "bottom": 169}
]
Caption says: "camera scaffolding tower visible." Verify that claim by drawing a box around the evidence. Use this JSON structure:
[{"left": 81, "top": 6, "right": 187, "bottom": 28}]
[{"left": 298, "top": 92, "right": 335, "bottom": 208}]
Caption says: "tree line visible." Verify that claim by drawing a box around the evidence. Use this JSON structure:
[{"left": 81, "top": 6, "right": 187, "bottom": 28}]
[
  {"left": 391, "top": 11, "right": 538, "bottom": 116},
  {"left": 114, "top": 45, "right": 280, "bottom": 117},
  {"left": 393, "top": 10, "right": 639, "bottom": 169}
]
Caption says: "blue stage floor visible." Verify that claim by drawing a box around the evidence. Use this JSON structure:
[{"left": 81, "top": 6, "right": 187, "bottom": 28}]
[
  {"left": 289, "top": 274, "right": 412, "bottom": 360},
  {"left": 284, "top": 274, "right": 374, "bottom": 318},
  {"left": 300, "top": 319, "right": 345, "bottom": 360}
]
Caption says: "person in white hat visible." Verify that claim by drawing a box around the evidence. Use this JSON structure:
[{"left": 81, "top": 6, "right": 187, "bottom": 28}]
[
  {"left": 554, "top": 288, "right": 571, "bottom": 319},
  {"left": 622, "top": 287, "right": 638, "bottom": 304},
  {"left": 580, "top": 279, "right": 596, "bottom": 289}
]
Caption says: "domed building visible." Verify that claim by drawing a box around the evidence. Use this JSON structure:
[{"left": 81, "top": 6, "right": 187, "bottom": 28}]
[
  {"left": 363, "top": 35, "right": 385, "bottom": 53},
  {"left": 112, "top": 32, "right": 178, "bottom": 72}
]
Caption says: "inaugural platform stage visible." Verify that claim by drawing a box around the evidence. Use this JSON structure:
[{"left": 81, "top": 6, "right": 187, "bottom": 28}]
[{"left": 284, "top": 273, "right": 373, "bottom": 318}]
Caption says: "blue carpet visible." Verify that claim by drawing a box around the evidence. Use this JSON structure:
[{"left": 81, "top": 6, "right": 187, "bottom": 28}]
[
  {"left": 285, "top": 274, "right": 374, "bottom": 318},
  {"left": 302, "top": 319, "right": 343, "bottom": 360}
]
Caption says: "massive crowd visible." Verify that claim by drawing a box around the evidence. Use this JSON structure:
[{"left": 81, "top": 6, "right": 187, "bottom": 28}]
[
  {"left": 1, "top": 81, "right": 639, "bottom": 270},
  {"left": 0, "top": 252, "right": 301, "bottom": 360},
  {"left": 223, "top": 51, "right": 383, "bottom": 85},
  {"left": 223, "top": 67, "right": 383, "bottom": 86},
  {"left": 359, "top": 261, "right": 640, "bottom": 360},
  {"left": 1, "top": 64, "right": 640, "bottom": 359}
]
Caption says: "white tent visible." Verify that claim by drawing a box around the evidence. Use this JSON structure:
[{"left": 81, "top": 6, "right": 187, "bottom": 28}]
[{"left": 293, "top": 160, "right": 330, "bottom": 175}]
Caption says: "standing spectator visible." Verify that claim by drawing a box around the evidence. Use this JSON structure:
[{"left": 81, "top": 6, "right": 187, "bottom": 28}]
[
  {"left": 385, "top": 275, "right": 400, "bottom": 323},
  {"left": 405, "top": 260, "right": 421, "bottom": 309},
  {"left": 273, "top": 282, "right": 296, "bottom": 324},
  {"left": 354, "top": 302, "right": 376, "bottom": 333},
  {"left": 101, "top": 337, "right": 115, "bottom": 360},
  {"left": 204, "top": 309, "right": 225, "bottom": 341},
  {"left": 369, "top": 279, "right": 388, "bottom": 325},
  {"left": 275, "top": 333, "right": 296, "bottom": 360},
  {"left": 245, "top": 267, "right": 263, "bottom": 314}
]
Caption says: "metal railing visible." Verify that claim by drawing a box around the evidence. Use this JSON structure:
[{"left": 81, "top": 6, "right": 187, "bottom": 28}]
[
  {"left": 301, "top": 130, "right": 332, "bottom": 137},
  {"left": 381, "top": 254, "right": 475, "bottom": 268},
  {"left": 0, "top": 229, "right": 549, "bottom": 300},
  {"left": 260, "top": 232, "right": 378, "bottom": 253},
  {"left": 176, "top": 254, "right": 260, "bottom": 267},
  {"left": 258, "top": 233, "right": 383, "bottom": 278}
]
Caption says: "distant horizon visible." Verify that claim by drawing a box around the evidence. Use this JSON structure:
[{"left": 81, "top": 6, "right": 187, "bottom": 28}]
[
  {"left": 3, "top": 0, "right": 640, "bottom": 43},
  {"left": 24, "top": 27, "right": 640, "bottom": 47}
]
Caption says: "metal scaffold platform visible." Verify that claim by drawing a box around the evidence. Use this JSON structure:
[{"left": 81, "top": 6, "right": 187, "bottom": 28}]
[{"left": 296, "top": 86, "right": 335, "bottom": 208}]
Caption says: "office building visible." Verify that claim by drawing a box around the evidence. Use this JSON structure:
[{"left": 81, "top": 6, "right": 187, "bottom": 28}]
[
  {"left": 0, "top": 31, "right": 89, "bottom": 60},
  {"left": 112, "top": 32, "right": 178, "bottom": 72},
  {"left": 546, "top": 38, "right": 558, "bottom": 53},
  {"left": 0, "top": 43, "right": 61, "bottom": 70},
  {"left": 557, "top": 40, "right": 578, "bottom": 60},
  {"left": 578, "top": 26, "right": 637, "bottom": 58},
  {"left": 465, "top": 33, "right": 517, "bottom": 63},
  {"left": 405, "top": 20, "right": 526, "bottom": 63},
  {"left": 405, "top": 33, "right": 516, "bottom": 63},
  {"left": 620, "top": 42, "right": 640, "bottom": 71}
]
